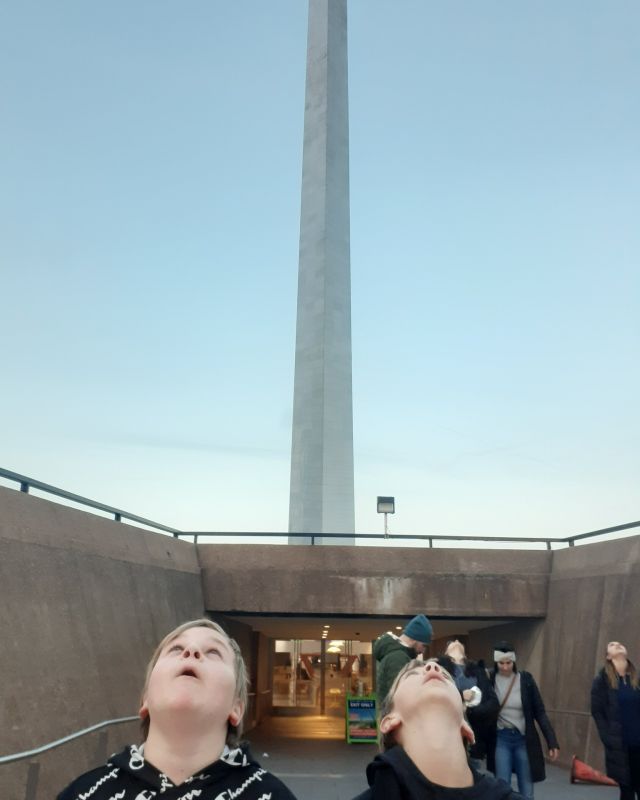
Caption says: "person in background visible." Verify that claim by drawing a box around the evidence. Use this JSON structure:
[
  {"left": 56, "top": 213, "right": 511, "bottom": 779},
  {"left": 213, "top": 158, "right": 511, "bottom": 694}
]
[
  {"left": 438, "top": 639, "right": 499, "bottom": 771},
  {"left": 57, "top": 619, "right": 298, "bottom": 800},
  {"left": 591, "top": 640, "right": 640, "bottom": 800},
  {"left": 374, "top": 614, "right": 432, "bottom": 704},
  {"left": 352, "top": 658, "right": 523, "bottom": 799},
  {"left": 487, "top": 641, "right": 559, "bottom": 800}
]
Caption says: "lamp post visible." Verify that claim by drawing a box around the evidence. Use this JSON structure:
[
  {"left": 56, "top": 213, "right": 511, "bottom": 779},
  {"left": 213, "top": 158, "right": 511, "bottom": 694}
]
[{"left": 377, "top": 496, "right": 395, "bottom": 538}]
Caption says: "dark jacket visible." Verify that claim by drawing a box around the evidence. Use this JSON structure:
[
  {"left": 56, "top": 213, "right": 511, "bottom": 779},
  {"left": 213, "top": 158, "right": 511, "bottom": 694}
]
[
  {"left": 487, "top": 670, "right": 559, "bottom": 783},
  {"left": 352, "top": 745, "right": 524, "bottom": 799},
  {"left": 591, "top": 667, "right": 637, "bottom": 786},
  {"left": 57, "top": 743, "right": 298, "bottom": 800},
  {"left": 374, "top": 632, "right": 417, "bottom": 703},
  {"left": 438, "top": 656, "right": 499, "bottom": 760}
]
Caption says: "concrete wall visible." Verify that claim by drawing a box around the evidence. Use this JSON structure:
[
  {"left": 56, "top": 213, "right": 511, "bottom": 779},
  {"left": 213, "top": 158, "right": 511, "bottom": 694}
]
[
  {"left": 255, "top": 632, "right": 274, "bottom": 725},
  {"left": 541, "top": 535, "right": 640, "bottom": 771},
  {"left": 0, "top": 487, "right": 205, "bottom": 800},
  {"left": 198, "top": 543, "right": 551, "bottom": 618},
  {"left": 4, "top": 480, "right": 640, "bottom": 791}
]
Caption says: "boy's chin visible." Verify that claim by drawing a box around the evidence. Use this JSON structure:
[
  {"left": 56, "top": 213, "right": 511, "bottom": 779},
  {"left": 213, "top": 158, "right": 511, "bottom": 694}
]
[
  {"left": 415, "top": 693, "right": 465, "bottom": 720},
  {"left": 162, "top": 694, "right": 231, "bottom": 721},
  {"left": 154, "top": 694, "right": 208, "bottom": 717}
]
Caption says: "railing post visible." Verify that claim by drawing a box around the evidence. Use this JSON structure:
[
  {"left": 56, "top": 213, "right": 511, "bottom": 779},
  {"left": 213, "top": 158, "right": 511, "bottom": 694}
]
[
  {"left": 569, "top": 539, "right": 575, "bottom": 547},
  {"left": 428, "top": 537, "right": 433, "bottom": 548},
  {"left": 94, "top": 730, "right": 108, "bottom": 764},
  {"left": 546, "top": 540, "right": 551, "bottom": 551},
  {"left": 114, "top": 513, "right": 121, "bottom": 522},
  {"left": 20, "top": 482, "right": 29, "bottom": 493},
  {"left": 24, "top": 761, "right": 39, "bottom": 800}
]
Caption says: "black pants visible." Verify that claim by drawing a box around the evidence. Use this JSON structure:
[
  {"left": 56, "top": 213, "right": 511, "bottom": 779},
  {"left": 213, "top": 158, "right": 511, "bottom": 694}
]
[{"left": 619, "top": 747, "right": 640, "bottom": 800}]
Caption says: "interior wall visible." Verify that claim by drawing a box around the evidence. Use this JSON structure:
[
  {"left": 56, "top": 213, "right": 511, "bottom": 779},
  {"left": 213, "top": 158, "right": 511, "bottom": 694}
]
[
  {"left": 467, "top": 619, "right": 546, "bottom": 678},
  {"left": 210, "top": 613, "right": 262, "bottom": 732},
  {"left": 255, "top": 632, "right": 273, "bottom": 725}
]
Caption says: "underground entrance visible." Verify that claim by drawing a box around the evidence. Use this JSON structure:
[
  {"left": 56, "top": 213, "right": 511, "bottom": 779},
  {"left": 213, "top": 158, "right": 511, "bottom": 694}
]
[{"left": 215, "top": 613, "right": 541, "bottom": 734}]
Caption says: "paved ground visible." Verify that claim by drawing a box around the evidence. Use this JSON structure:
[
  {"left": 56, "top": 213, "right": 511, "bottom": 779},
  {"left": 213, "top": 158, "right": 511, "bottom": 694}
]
[{"left": 247, "top": 717, "right": 618, "bottom": 800}]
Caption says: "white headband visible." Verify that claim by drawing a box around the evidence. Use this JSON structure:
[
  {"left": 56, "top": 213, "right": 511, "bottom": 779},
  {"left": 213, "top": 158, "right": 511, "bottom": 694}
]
[{"left": 494, "top": 650, "right": 516, "bottom": 663}]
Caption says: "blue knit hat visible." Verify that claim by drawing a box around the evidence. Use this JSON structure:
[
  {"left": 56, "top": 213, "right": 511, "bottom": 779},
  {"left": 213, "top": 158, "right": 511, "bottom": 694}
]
[{"left": 403, "top": 614, "right": 432, "bottom": 644}]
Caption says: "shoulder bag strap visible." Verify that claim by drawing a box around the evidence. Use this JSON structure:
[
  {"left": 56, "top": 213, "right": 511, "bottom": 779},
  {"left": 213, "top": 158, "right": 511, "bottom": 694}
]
[{"left": 498, "top": 673, "right": 518, "bottom": 712}]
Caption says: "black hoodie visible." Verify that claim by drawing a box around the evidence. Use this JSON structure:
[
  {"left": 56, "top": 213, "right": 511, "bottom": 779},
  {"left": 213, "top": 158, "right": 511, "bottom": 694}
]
[
  {"left": 352, "top": 746, "right": 524, "bottom": 800},
  {"left": 57, "top": 743, "right": 298, "bottom": 800}
]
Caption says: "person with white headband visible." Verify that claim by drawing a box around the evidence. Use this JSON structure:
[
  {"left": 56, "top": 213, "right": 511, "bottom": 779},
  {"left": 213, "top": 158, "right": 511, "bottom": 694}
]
[{"left": 486, "top": 641, "right": 559, "bottom": 800}]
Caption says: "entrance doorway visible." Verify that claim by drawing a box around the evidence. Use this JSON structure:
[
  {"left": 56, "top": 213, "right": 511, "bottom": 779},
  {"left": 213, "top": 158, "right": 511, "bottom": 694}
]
[{"left": 273, "top": 639, "right": 373, "bottom": 716}]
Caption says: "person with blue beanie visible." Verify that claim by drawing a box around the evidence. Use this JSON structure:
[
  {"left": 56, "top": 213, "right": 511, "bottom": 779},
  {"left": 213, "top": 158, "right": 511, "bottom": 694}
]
[{"left": 374, "top": 614, "right": 433, "bottom": 704}]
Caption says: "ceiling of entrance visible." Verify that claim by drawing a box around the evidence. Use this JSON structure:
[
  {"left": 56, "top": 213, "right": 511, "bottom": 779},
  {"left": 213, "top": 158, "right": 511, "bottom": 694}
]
[{"left": 225, "top": 615, "right": 512, "bottom": 642}]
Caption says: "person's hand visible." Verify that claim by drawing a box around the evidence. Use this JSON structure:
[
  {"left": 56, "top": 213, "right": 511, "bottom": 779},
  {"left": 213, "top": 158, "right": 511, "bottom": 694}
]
[
  {"left": 462, "top": 686, "right": 482, "bottom": 707},
  {"left": 549, "top": 748, "right": 559, "bottom": 761}
]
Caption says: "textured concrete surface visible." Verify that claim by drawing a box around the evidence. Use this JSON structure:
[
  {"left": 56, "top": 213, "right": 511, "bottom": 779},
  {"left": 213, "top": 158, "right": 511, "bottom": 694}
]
[
  {"left": 210, "top": 614, "right": 273, "bottom": 729},
  {"left": 198, "top": 543, "right": 551, "bottom": 617},
  {"left": 289, "top": 0, "right": 355, "bottom": 541}
]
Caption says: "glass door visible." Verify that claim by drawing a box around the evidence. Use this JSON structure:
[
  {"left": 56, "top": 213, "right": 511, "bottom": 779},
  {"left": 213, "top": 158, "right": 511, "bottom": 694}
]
[
  {"left": 324, "top": 640, "right": 373, "bottom": 716},
  {"left": 272, "top": 638, "right": 373, "bottom": 716},
  {"left": 273, "top": 639, "right": 321, "bottom": 711}
]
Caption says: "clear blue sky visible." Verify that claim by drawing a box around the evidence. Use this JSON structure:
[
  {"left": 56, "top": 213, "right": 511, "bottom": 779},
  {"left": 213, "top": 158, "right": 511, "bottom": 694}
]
[{"left": 1, "top": 1, "right": 638, "bottom": 540}]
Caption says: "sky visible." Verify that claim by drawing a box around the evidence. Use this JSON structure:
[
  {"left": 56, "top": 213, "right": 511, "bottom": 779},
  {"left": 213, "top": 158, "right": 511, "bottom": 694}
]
[{"left": 1, "top": 1, "right": 638, "bottom": 542}]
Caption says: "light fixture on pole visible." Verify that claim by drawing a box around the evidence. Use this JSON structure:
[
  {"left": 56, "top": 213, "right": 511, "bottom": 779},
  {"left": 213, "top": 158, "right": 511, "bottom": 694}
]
[{"left": 377, "top": 496, "right": 395, "bottom": 538}]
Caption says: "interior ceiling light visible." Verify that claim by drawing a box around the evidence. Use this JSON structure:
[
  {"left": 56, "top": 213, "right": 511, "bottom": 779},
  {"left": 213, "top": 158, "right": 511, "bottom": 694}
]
[
  {"left": 327, "top": 645, "right": 341, "bottom": 653},
  {"left": 328, "top": 640, "right": 344, "bottom": 647}
]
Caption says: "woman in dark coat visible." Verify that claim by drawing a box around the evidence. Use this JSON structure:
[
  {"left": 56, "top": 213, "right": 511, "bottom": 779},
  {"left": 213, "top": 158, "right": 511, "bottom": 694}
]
[
  {"left": 486, "top": 641, "right": 559, "bottom": 800},
  {"left": 591, "top": 640, "right": 640, "bottom": 800}
]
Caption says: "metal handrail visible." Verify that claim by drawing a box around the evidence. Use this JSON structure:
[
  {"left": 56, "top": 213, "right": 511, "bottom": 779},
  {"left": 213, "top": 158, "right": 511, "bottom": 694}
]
[
  {"left": 563, "top": 520, "right": 640, "bottom": 543},
  {"left": 0, "top": 467, "right": 180, "bottom": 537},
  {"left": 181, "top": 524, "right": 640, "bottom": 548},
  {"left": 185, "top": 530, "right": 566, "bottom": 549},
  {"left": 0, "top": 716, "right": 138, "bottom": 765},
  {"left": 2, "top": 466, "right": 638, "bottom": 549}
]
